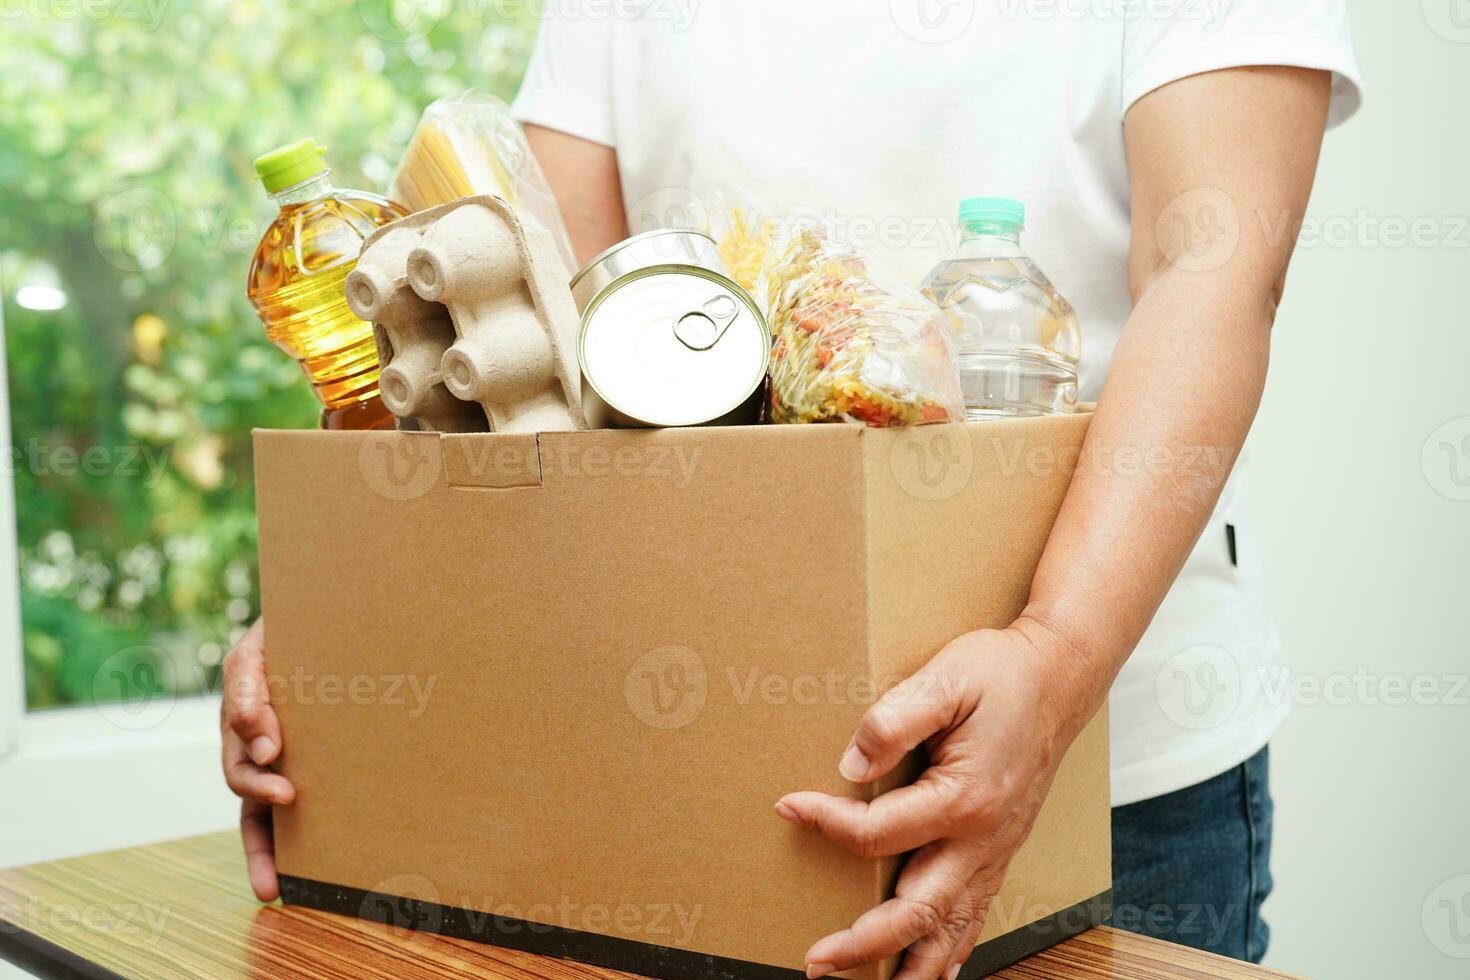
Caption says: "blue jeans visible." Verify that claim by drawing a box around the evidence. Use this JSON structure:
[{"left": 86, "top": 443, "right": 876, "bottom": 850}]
[{"left": 1108, "top": 746, "right": 1274, "bottom": 963}]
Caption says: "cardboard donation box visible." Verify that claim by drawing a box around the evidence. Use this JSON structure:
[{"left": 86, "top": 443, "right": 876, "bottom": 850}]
[{"left": 253, "top": 414, "right": 1111, "bottom": 980}]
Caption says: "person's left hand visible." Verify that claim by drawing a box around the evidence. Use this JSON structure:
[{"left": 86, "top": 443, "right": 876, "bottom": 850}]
[{"left": 774, "top": 621, "right": 1094, "bottom": 980}]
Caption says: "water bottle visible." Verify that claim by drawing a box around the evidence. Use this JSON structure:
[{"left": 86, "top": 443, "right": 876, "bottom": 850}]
[{"left": 919, "top": 197, "right": 1080, "bottom": 418}]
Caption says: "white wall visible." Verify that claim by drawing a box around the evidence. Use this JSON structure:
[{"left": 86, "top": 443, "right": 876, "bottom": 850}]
[{"left": 1251, "top": 3, "right": 1470, "bottom": 978}]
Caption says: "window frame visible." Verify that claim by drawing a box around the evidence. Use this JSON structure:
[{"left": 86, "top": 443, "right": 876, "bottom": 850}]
[{"left": 0, "top": 299, "right": 237, "bottom": 868}]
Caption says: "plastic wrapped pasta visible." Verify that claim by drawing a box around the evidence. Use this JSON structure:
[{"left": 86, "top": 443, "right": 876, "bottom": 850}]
[
  {"left": 390, "top": 91, "right": 577, "bottom": 275},
  {"left": 761, "top": 222, "right": 964, "bottom": 427},
  {"left": 714, "top": 206, "right": 779, "bottom": 295}
]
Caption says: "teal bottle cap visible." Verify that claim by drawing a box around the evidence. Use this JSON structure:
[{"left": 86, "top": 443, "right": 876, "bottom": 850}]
[{"left": 959, "top": 196, "right": 1025, "bottom": 230}]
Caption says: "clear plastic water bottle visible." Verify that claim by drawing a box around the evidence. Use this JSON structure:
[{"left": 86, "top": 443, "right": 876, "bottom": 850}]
[{"left": 920, "top": 197, "right": 1080, "bottom": 418}]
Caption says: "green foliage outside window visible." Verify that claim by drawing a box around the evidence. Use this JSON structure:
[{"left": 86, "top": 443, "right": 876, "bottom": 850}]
[{"left": 2, "top": 0, "right": 540, "bottom": 709}]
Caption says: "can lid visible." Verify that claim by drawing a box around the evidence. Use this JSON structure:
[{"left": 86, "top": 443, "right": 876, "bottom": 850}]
[
  {"left": 570, "top": 228, "right": 719, "bottom": 293},
  {"left": 580, "top": 265, "right": 770, "bottom": 427}
]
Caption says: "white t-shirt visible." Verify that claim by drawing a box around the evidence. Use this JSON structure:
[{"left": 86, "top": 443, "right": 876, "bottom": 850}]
[{"left": 513, "top": 0, "right": 1362, "bottom": 806}]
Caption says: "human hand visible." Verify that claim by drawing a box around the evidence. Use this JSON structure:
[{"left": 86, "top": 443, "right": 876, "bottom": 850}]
[
  {"left": 775, "top": 621, "right": 1093, "bottom": 980},
  {"left": 219, "top": 617, "right": 295, "bottom": 902}
]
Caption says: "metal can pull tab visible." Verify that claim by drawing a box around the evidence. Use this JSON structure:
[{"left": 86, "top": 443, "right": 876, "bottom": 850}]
[{"left": 674, "top": 294, "right": 740, "bottom": 351}]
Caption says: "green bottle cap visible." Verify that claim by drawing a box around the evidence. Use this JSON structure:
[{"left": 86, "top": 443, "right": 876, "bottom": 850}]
[
  {"left": 254, "top": 139, "right": 329, "bottom": 194},
  {"left": 959, "top": 196, "right": 1026, "bottom": 231}
]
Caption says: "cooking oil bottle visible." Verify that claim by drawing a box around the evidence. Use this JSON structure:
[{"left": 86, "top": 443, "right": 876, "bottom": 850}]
[{"left": 247, "top": 139, "right": 409, "bottom": 430}]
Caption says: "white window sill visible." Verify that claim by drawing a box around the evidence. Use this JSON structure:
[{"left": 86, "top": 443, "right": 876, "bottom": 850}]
[{"left": 0, "top": 696, "right": 238, "bottom": 870}]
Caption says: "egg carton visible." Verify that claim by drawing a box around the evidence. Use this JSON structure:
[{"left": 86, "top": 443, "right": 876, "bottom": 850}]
[{"left": 346, "top": 195, "right": 587, "bottom": 434}]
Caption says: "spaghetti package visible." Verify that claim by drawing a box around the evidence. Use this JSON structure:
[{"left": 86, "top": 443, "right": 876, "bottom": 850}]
[
  {"left": 759, "top": 221, "right": 964, "bottom": 427},
  {"left": 390, "top": 91, "right": 576, "bottom": 275}
]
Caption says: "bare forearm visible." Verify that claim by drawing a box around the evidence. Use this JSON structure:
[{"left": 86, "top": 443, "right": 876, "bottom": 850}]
[
  {"left": 524, "top": 123, "right": 629, "bottom": 266},
  {"left": 1014, "top": 65, "right": 1332, "bottom": 734},
  {"left": 1019, "top": 265, "right": 1272, "bottom": 722}
]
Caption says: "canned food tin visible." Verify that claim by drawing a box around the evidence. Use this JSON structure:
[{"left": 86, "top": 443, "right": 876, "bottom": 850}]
[
  {"left": 570, "top": 229, "right": 726, "bottom": 313},
  {"left": 579, "top": 265, "right": 771, "bottom": 428}
]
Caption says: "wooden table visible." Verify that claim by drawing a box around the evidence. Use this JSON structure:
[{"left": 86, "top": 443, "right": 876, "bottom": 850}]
[{"left": 0, "top": 833, "right": 1297, "bottom": 980}]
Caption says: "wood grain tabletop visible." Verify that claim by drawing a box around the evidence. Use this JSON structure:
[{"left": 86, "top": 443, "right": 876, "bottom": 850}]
[{"left": 0, "top": 833, "right": 1300, "bottom": 980}]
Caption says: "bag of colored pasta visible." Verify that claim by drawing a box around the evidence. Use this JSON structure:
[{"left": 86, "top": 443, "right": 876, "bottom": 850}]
[{"left": 761, "top": 221, "right": 964, "bottom": 426}]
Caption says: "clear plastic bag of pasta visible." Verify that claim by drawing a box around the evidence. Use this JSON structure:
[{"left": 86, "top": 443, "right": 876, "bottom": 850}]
[
  {"left": 761, "top": 221, "right": 964, "bottom": 427},
  {"left": 390, "top": 91, "right": 576, "bottom": 275}
]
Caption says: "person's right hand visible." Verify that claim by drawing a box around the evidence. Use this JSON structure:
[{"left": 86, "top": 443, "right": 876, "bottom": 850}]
[{"left": 220, "top": 617, "right": 295, "bottom": 902}]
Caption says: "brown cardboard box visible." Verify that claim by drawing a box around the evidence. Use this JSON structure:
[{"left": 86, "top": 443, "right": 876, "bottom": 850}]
[{"left": 253, "top": 415, "right": 1110, "bottom": 980}]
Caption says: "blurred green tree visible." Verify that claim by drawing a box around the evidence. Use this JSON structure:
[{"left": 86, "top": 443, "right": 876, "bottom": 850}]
[{"left": 1, "top": 0, "right": 540, "bottom": 708}]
